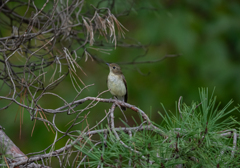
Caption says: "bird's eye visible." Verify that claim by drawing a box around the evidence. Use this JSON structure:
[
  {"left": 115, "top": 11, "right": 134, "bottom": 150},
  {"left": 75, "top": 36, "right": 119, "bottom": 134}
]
[{"left": 113, "top": 66, "right": 116, "bottom": 69}]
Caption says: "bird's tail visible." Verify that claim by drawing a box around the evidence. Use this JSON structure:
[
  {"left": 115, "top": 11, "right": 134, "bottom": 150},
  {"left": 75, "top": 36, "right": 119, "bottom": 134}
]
[{"left": 116, "top": 96, "right": 126, "bottom": 111}]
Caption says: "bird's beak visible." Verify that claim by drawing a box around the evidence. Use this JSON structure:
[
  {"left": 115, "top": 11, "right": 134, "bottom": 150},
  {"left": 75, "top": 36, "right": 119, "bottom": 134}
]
[{"left": 106, "top": 63, "right": 109, "bottom": 66}]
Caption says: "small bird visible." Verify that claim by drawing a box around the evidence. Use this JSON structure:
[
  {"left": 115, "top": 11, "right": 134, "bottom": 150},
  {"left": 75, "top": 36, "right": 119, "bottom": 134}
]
[{"left": 106, "top": 63, "right": 128, "bottom": 110}]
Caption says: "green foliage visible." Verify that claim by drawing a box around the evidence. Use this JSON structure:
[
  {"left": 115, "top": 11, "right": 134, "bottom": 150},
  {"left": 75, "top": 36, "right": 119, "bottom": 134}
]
[
  {"left": 158, "top": 88, "right": 240, "bottom": 167},
  {"left": 73, "top": 88, "right": 240, "bottom": 167}
]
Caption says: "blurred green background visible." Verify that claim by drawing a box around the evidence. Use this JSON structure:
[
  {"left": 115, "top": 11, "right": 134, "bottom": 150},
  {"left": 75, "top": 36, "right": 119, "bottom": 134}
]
[{"left": 1, "top": 0, "right": 240, "bottom": 164}]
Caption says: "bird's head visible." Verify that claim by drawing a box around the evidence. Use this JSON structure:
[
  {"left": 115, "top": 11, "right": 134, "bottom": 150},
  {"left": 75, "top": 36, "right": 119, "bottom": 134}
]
[{"left": 106, "top": 63, "right": 122, "bottom": 74}]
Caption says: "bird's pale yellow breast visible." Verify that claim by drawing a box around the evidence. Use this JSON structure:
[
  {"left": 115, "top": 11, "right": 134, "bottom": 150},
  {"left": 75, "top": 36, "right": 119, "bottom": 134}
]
[{"left": 107, "top": 72, "right": 126, "bottom": 97}]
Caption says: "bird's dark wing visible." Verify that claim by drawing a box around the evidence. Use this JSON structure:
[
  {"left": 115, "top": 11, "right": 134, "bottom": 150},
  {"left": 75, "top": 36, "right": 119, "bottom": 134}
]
[{"left": 123, "top": 76, "right": 128, "bottom": 103}]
